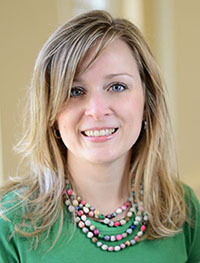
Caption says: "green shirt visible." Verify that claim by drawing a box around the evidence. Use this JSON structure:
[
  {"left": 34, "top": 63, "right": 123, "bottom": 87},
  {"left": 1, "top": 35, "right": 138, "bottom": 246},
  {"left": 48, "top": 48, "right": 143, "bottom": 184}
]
[{"left": 0, "top": 186, "right": 200, "bottom": 263}]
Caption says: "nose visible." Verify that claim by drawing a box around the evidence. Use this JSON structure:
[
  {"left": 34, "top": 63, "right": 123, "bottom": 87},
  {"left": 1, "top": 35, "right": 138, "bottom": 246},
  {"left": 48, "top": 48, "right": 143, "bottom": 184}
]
[{"left": 84, "top": 92, "right": 112, "bottom": 120}]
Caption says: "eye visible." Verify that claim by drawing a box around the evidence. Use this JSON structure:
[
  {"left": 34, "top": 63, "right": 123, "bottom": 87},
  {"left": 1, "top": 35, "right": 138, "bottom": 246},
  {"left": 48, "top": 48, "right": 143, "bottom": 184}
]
[
  {"left": 108, "top": 83, "right": 127, "bottom": 92},
  {"left": 70, "top": 87, "right": 85, "bottom": 98}
]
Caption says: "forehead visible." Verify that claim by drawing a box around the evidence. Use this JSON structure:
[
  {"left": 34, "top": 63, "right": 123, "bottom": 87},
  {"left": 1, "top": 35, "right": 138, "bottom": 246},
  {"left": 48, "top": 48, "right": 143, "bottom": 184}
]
[{"left": 75, "top": 39, "right": 140, "bottom": 81}]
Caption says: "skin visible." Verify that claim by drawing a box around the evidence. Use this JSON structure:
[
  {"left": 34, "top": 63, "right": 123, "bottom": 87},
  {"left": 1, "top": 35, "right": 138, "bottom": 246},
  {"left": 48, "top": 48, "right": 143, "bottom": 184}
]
[{"left": 57, "top": 39, "right": 145, "bottom": 213}]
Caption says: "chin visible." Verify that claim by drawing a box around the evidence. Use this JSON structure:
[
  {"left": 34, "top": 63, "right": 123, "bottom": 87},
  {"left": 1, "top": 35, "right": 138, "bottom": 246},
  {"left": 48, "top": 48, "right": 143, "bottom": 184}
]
[
  {"left": 85, "top": 151, "right": 125, "bottom": 165},
  {"left": 86, "top": 156, "right": 114, "bottom": 165}
]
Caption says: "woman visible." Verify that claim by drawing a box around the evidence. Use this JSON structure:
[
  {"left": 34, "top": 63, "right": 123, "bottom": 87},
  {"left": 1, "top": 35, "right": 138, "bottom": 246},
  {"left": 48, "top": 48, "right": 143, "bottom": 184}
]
[{"left": 0, "top": 10, "right": 199, "bottom": 262}]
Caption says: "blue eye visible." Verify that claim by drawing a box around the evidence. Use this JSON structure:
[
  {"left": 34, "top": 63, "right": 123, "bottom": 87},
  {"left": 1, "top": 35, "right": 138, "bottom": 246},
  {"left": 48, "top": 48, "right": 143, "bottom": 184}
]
[
  {"left": 70, "top": 87, "right": 85, "bottom": 98},
  {"left": 109, "top": 83, "right": 127, "bottom": 92}
]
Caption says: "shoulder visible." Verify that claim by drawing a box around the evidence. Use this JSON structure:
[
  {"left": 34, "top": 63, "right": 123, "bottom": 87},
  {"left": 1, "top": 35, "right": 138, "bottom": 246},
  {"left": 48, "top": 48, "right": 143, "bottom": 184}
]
[
  {"left": 182, "top": 185, "right": 200, "bottom": 262},
  {"left": 183, "top": 184, "right": 199, "bottom": 204},
  {"left": 0, "top": 190, "right": 24, "bottom": 221},
  {"left": 183, "top": 184, "right": 200, "bottom": 226},
  {"left": 0, "top": 191, "right": 24, "bottom": 262},
  {"left": 0, "top": 190, "right": 26, "bottom": 243}
]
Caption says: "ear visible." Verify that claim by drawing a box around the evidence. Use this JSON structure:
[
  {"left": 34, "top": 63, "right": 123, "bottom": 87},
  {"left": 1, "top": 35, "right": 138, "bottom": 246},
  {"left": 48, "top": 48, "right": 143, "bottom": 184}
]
[
  {"left": 53, "top": 120, "right": 59, "bottom": 129},
  {"left": 142, "top": 103, "right": 146, "bottom": 121}
]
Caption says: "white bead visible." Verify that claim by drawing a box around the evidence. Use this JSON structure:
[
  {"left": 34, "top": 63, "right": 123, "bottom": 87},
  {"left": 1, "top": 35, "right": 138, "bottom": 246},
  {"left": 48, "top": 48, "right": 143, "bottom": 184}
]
[
  {"left": 90, "top": 225, "right": 95, "bottom": 231},
  {"left": 130, "top": 240, "right": 136, "bottom": 245},
  {"left": 127, "top": 212, "right": 133, "bottom": 217},
  {"left": 97, "top": 242, "right": 102, "bottom": 247},
  {"left": 138, "top": 231, "right": 143, "bottom": 237},
  {"left": 135, "top": 216, "right": 141, "bottom": 222},
  {"left": 68, "top": 205, "right": 74, "bottom": 212},
  {"left": 128, "top": 197, "right": 133, "bottom": 203},
  {"left": 83, "top": 207, "right": 89, "bottom": 213},
  {"left": 116, "top": 208, "right": 122, "bottom": 214},
  {"left": 85, "top": 220, "right": 91, "bottom": 226},
  {"left": 75, "top": 217, "right": 80, "bottom": 223},
  {"left": 79, "top": 204, "right": 83, "bottom": 208},
  {"left": 144, "top": 215, "right": 148, "bottom": 221},
  {"left": 134, "top": 221, "right": 139, "bottom": 225},
  {"left": 103, "top": 218, "right": 110, "bottom": 224},
  {"left": 85, "top": 203, "right": 90, "bottom": 208},
  {"left": 72, "top": 200, "right": 79, "bottom": 206},
  {"left": 126, "top": 228, "right": 132, "bottom": 234},
  {"left": 87, "top": 232, "right": 94, "bottom": 238},
  {"left": 110, "top": 235, "right": 116, "bottom": 241},
  {"left": 130, "top": 207, "right": 135, "bottom": 212},
  {"left": 65, "top": 200, "right": 70, "bottom": 206},
  {"left": 109, "top": 221, "right": 114, "bottom": 227},
  {"left": 120, "top": 244, "right": 126, "bottom": 249},
  {"left": 81, "top": 215, "right": 87, "bottom": 221},
  {"left": 82, "top": 227, "right": 88, "bottom": 233},
  {"left": 114, "top": 246, "right": 121, "bottom": 251},
  {"left": 101, "top": 244, "right": 108, "bottom": 250},
  {"left": 120, "top": 219, "right": 126, "bottom": 225},
  {"left": 122, "top": 233, "right": 128, "bottom": 238}
]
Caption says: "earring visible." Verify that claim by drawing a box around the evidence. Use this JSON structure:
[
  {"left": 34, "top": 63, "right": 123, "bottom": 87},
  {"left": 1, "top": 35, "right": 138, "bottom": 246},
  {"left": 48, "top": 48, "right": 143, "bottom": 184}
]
[
  {"left": 143, "top": 120, "right": 147, "bottom": 130},
  {"left": 54, "top": 128, "right": 61, "bottom": 139}
]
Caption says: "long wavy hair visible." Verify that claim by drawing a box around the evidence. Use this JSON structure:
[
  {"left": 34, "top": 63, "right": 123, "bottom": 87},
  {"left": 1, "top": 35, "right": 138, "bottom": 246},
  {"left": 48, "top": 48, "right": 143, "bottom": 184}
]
[{"left": 0, "top": 10, "right": 186, "bottom": 247}]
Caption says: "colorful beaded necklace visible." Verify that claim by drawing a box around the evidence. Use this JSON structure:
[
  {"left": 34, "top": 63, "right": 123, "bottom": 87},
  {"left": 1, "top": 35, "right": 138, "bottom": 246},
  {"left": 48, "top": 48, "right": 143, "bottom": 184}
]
[{"left": 63, "top": 180, "right": 148, "bottom": 252}]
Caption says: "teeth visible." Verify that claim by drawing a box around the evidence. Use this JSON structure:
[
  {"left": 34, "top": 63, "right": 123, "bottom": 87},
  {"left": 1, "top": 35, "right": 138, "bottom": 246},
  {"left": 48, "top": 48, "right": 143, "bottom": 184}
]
[{"left": 84, "top": 128, "right": 115, "bottom": 137}]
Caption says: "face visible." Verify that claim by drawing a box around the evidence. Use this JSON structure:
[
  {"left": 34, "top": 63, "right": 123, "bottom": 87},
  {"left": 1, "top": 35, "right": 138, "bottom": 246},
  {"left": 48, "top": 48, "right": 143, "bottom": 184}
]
[{"left": 57, "top": 39, "right": 145, "bottom": 165}]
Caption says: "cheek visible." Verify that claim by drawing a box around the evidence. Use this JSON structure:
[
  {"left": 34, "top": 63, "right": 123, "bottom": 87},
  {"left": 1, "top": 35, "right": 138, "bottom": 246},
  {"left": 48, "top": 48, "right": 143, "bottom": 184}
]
[
  {"left": 123, "top": 94, "right": 144, "bottom": 122},
  {"left": 57, "top": 112, "right": 70, "bottom": 138},
  {"left": 57, "top": 108, "right": 80, "bottom": 143}
]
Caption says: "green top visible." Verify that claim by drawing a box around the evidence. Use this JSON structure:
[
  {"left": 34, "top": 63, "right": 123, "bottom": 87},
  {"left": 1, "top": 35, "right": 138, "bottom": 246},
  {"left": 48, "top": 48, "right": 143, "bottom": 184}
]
[{"left": 0, "top": 186, "right": 200, "bottom": 263}]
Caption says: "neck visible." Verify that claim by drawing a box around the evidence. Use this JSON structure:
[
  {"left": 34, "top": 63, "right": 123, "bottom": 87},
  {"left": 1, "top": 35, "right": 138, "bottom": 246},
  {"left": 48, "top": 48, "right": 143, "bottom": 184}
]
[{"left": 67, "top": 153, "right": 131, "bottom": 215}]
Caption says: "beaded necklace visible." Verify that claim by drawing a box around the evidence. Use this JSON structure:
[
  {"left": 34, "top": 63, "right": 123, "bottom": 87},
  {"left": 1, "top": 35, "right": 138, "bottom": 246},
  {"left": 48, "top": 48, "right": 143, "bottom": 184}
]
[{"left": 63, "top": 180, "right": 148, "bottom": 252}]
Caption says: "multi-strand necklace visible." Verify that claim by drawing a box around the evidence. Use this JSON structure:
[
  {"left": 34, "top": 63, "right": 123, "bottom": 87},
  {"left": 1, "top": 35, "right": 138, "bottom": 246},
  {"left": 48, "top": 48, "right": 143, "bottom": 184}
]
[{"left": 63, "top": 179, "right": 148, "bottom": 252}]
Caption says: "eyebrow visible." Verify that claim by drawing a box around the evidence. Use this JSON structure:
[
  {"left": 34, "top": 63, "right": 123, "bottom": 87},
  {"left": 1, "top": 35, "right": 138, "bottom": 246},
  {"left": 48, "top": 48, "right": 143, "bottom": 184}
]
[
  {"left": 74, "top": 73, "right": 135, "bottom": 82},
  {"left": 104, "top": 73, "right": 135, "bottom": 80}
]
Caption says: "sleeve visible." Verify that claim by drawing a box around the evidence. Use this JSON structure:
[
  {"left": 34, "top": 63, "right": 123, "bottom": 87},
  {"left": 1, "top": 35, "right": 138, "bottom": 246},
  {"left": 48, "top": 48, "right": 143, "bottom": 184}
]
[
  {"left": 0, "top": 218, "right": 20, "bottom": 263},
  {"left": 183, "top": 186, "right": 200, "bottom": 263},
  {"left": 0, "top": 192, "right": 22, "bottom": 263}
]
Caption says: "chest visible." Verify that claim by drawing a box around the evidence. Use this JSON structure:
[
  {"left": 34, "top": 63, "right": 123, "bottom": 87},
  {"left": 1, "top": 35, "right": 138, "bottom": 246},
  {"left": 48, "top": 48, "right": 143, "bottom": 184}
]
[{"left": 18, "top": 228, "right": 187, "bottom": 263}]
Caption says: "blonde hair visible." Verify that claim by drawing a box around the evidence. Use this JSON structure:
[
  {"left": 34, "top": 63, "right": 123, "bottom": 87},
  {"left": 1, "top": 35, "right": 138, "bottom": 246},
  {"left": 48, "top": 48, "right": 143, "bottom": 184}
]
[{"left": 0, "top": 10, "right": 186, "bottom": 246}]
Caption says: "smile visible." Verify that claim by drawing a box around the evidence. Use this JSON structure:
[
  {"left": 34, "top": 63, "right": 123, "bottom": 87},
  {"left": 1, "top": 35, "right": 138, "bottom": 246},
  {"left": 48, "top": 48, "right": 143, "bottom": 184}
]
[{"left": 82, "top": 128, "right": 118, "bottom": 137}]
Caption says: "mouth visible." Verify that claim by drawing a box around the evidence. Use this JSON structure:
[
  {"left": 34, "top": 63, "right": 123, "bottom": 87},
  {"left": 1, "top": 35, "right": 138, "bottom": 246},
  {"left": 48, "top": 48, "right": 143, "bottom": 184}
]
[{"left": 81, "top": 128, "right": 119, "bottom": 137}]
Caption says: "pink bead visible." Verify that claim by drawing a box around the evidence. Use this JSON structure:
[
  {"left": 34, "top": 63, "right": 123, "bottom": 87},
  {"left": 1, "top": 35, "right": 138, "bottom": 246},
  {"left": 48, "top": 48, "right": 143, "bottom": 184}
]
[
  {"left": 141, "top": 225, "right": 146, "bottom": 232},
  {"left": 116, "top": 234, "right": 122, "bottom": 241},
  {"left": 78, "top": 221, "right": 85, "bottom": 228},
  {"left": 120, "top": 244, "right": 126, "bottom": 249},
  {"left": 81, "top": 200, "right": 86, "bottom": 205},
  {"left": 88, "top": 211, "right": 94, "bottom": 217},
  {"left": 124, "top": 201, "right": 130, "bottom": 207},
  {"left": 62, "top": 189, "right": 66, "bottom": 195},
  {"left": 114, "top": 221, "right": 120, "bottom": 227},
  {"left": 78, "top": 210, "right": 84, "bottom": 216},
  {"left": 67, "top": 189, "right": 73, "bottom": 195},
  {"left": 108, "top": 246, "right": 114, "bottom": 252},
  {"left": 121, "top": 205, "right": 127, "bottom": 211},
  {"left": 134, "top": 236, "right": 139, "bottom": 241},
  {"left": 138, "top": 206, "right": 143, "bottom": 212},
  {"left": 93, "top": 229, "right": 99, "bottom": 236}
]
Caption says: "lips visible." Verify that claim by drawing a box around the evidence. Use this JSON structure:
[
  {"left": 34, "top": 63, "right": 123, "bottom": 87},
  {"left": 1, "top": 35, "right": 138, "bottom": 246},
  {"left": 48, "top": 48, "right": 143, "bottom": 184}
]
[{"left": 81, "top": 128, "right": 118, "bottom": 137}]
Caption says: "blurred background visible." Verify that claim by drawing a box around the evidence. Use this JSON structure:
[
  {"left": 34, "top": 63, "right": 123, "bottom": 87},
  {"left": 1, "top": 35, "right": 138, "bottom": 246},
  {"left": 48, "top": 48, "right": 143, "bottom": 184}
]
[{"left": 0, "top": 0, "right": 199, "bottom": 199}]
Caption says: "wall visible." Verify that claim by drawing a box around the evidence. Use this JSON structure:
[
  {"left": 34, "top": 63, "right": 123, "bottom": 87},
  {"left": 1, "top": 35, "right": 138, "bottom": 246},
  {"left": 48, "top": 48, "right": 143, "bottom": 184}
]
[
  {"left": 173, "top": 0, "right": 200, "bottom": 197},
  {"left": 0, "top": 0, "right": 199, "bottom": 198},
  {"left": 143, "top": 0, "right": 200, "bottom": 198},
  {"left": 0, "top": 0, "right": 60, "bottom": 181}
]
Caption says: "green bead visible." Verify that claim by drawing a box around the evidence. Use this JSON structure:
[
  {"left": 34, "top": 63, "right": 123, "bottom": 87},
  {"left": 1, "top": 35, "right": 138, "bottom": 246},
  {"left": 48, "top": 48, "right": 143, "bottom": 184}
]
[
  {"left": 99, "top": 233, "right": 104, "bottom": 239},
  {"left": 85, "top": 203, "right": 91, "bottom": 208},
  {"left": 99, "top": 214, "right": 105, "bottom": 220}
]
